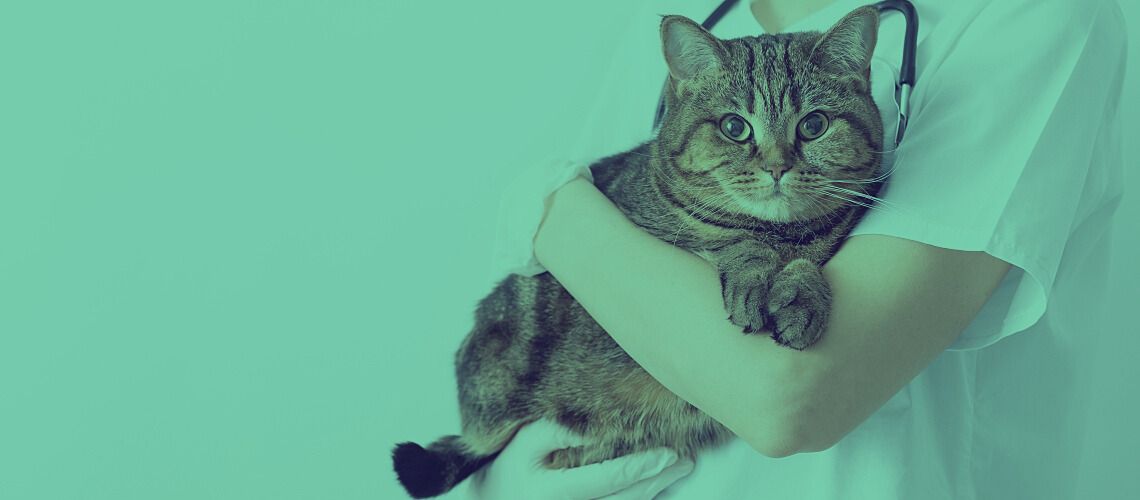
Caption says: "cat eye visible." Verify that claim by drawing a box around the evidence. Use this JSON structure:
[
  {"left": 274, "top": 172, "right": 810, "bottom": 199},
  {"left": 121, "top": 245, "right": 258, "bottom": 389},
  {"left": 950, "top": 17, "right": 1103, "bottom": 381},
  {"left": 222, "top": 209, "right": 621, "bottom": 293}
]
[
  {"left": 718, "top": 114, "right": 752, "bottom": 143},
  {"left": 797, "top": 111, "right": 830, "bottom": 141}
]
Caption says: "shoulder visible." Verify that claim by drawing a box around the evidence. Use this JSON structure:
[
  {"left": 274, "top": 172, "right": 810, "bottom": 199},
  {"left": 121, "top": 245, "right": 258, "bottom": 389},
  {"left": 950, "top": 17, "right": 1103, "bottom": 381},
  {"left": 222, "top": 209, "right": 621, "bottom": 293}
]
[
  {"left": 914, "top": 0, "right": 1127, "bottom": 103},
  {"left": 942, "top": 0, "right": 1125, "bottom": 53}
]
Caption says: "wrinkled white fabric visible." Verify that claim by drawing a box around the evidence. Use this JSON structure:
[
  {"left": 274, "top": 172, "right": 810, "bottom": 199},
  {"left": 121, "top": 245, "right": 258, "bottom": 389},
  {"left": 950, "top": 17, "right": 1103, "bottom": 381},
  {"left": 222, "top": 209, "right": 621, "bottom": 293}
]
[
  {"left": 491, "top": 158, "right": 594, "bottom": 277},
  {"left": 487, "top": 0, "right": 1127, "bottom": 498}
]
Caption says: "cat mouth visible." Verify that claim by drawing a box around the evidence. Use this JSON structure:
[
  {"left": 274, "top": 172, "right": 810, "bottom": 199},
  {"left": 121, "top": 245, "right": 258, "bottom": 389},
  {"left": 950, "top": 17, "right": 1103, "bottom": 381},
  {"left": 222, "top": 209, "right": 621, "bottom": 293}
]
[
  {"left": 746, "top": 188, "right": 791, "bottom": 211},
  {"left": 753, "top": 184, "right": 785, "bottom": 198},
  {"left": 739, "top": 188, "right": 796, "bottom": 222}
]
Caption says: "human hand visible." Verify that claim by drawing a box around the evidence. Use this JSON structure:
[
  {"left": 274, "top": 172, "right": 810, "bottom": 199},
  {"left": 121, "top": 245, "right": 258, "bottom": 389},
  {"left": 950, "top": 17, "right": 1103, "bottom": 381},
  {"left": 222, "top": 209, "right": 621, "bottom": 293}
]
[
  {"left": 463, "top": 419, "right": 694, "bottom": 500},
  {"left": 490, "top": 159, "right": 595, "bottom": 279}
]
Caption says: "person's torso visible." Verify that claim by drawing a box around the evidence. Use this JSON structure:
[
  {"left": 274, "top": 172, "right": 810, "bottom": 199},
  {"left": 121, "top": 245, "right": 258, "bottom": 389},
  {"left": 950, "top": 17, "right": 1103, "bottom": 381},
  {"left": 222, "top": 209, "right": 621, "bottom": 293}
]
[{"left": 568, "top": 1, "right": 1119, "bottom": 498}]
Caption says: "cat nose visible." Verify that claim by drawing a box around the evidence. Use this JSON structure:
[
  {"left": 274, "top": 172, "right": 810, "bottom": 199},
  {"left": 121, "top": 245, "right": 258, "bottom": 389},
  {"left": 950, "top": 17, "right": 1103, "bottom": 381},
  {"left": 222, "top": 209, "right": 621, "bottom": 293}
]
[
  {"left": 764, "top": 163, "right": 790, "bottom": 181},
  {"left": 756, "top": 142, "right": 790, "bottom": 181}
]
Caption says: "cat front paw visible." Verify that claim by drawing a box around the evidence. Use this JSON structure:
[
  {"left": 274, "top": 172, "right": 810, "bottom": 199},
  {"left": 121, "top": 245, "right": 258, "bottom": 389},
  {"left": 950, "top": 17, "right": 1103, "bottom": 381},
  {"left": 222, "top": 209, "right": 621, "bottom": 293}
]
[
  {"left": 721, "top": 271, "right": 771, "bottom": 334},
  {"left": 766, "top": 259, "right": 830, "bottom": 350},
  {"left": 711, "top": 241, "right": 781, "bottom": 335}
]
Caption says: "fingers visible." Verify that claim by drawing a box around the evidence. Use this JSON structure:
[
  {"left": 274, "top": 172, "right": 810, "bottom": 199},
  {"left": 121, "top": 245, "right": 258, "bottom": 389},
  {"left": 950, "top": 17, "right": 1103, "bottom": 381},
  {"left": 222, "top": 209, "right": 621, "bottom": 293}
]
[
  {"left": 480, "top": 419, "right": 691, "bottom": 500},
  {"left": 510, "top": 419, "right": 588, "bottom": 463},
  {"left": 600, "top": 457, "right": 696, "bottom": 500},
  {"left": 548, "top": 448, "right": 679, "bottom": 500}
]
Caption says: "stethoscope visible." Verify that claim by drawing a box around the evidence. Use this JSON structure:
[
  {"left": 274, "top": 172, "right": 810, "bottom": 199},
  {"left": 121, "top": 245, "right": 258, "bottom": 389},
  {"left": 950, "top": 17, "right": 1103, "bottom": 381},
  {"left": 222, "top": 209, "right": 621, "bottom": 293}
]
[{"left": 652, "top": 0, "right": 918, "bottom": 147}]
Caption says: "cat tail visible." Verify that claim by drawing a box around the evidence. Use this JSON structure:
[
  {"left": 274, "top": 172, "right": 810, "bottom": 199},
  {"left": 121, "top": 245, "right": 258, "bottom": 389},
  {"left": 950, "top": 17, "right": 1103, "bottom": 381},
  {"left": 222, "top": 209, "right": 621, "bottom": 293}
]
[{"left": 392, "top": 435, "right": 499, "bottom": 498}]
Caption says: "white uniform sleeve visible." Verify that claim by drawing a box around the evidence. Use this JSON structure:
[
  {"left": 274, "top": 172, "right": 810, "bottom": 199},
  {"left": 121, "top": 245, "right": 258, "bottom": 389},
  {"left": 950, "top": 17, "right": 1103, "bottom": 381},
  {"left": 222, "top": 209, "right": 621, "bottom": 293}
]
[
  {"left": 485, "top": 0, "right": 657, "bottom": 280},
  {"left": 848, "top": 0, "right": 1128, "bottom": 350},
  {"left": 486, "top": 0, "right": 723, "bottom": 280},
  {"left": 489, "top": 158, "right": 596, "bottom": 278}
]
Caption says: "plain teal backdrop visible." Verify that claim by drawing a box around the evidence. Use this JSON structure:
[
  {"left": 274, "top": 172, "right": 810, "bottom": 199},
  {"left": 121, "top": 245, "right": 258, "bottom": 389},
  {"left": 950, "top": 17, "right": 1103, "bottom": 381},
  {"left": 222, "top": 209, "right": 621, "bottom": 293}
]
[{"left": 0, "top": 1, "right": 1136, "bottom": 499}]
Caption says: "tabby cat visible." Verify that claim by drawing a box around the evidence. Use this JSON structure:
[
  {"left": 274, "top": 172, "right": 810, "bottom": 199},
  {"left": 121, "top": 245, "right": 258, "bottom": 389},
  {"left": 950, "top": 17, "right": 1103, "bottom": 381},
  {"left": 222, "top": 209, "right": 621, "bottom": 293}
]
[{"left": 394, "top": 6, "right": 886, "bottom": 498}]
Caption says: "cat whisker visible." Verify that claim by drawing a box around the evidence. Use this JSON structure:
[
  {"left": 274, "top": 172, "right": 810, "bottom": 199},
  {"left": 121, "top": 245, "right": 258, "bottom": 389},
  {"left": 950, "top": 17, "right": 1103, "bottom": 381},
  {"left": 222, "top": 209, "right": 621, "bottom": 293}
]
[
  {"left": 812, "top": 188, "right": 884, "bottom": 213},
  {"left": 666, "top": 193, "right": 716, "bottom": 244},
  {"left": 686, "top": 192, "right": 737, "bottom": 222},
  {"left": 816, "top": 185, "right": 884, "bottom": 209},
  {"left": 790, "top": 188, "right": 841, "bottom": 227},
  {"left": 804, "top": 193, "right": 840, "bottom": 226},
  {"left": 845, "top": 163, "right": 899, "bottom": 184},
  {"left": 629, "top": 150, "right": 681, "bottom": 161},
  {"left": 823, "top": 195, "right": 879, "bottom": 212},
  {"left": 648, "top": 162, "right": 724, "bottom": 195},
  {"left": 668, "top": 192, "right": 737, "bottom": 245},
  {"left": 817, "top": 175, "right": 887, "bottom": 186},
  {"left": 817, "top": 184, "right": 884, "bottom": 203},
  {"left": 820, "top": 185, "right": 897, "bottom": 209}
]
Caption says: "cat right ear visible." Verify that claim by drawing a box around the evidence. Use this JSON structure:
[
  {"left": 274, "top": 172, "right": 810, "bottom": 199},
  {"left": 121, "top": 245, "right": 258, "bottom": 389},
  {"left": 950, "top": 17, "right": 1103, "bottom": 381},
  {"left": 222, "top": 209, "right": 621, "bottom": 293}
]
[
  {"left": 660, "top": 15, "right": 727, "bottom": 81},
  {"left": 810, "top": 6, "right": 879, "bottom": 77}
]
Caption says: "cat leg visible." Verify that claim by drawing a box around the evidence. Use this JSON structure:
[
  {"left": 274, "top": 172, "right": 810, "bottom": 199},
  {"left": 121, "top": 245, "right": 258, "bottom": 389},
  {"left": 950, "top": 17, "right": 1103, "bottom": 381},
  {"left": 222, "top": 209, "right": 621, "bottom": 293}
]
[
  {"left": 544, "top": 445, "right": 592, "bottom": 469},
  {"left": 767, "top": 258, "right": 830, "bottom": 350},
  {"left": 708, "top": 238, "right": 783, "bottom": 334},
  {"left": 543, "top": 441, "right": 630, "bottom": 469}
]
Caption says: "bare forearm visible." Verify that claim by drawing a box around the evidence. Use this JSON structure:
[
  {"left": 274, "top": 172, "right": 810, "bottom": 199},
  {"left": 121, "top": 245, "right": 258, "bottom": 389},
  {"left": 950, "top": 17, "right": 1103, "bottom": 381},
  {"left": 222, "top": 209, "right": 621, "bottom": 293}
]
[
  {"left": 533, "top": 178, "right": 1011, "bottom": 456},
  {"left": 533, "top": 178, "right": 806, "bottom": 456}
]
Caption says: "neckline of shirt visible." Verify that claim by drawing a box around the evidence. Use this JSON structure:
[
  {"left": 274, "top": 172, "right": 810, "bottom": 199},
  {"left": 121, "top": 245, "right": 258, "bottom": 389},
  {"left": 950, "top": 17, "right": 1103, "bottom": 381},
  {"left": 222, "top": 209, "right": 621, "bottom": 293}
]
[{"left": 713, "top": 0, "right": 888, "bottom": 38}]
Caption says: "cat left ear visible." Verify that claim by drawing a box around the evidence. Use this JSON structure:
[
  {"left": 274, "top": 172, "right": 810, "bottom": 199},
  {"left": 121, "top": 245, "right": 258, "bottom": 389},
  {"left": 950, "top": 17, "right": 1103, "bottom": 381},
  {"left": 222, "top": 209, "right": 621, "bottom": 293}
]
[
  {"left": 660, "top": 15, "right": 727, "bottom": 81},
  {"left": 810, "top": 6, "right": 879, "bottom": 77}
]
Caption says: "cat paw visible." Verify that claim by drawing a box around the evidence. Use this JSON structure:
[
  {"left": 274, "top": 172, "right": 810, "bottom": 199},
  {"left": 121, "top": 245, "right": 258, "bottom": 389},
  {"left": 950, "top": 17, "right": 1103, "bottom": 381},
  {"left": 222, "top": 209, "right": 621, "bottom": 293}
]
[
  {"left": 766, "top": 259, "right": 830, "bottom": 350},
  {"left": 544, "top": 445, "right": 588, "bottom": 469},
  {"left": 712, "top": 241, "right": 781, "bottom": 335},
  {"left": 720, "top": 271, "right": 771, "bottom": 335}
]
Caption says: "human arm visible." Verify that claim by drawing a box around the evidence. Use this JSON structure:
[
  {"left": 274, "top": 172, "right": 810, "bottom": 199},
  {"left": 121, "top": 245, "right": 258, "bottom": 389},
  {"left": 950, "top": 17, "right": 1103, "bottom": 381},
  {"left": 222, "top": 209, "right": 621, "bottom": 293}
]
[{"left": 533, "top": 177, "right": 1011, "bottom": 456}]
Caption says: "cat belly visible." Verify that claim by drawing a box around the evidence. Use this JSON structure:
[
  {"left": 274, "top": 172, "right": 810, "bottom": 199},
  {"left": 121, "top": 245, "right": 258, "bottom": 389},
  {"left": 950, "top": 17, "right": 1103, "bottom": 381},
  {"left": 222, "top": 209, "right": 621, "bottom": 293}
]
[
  {"left": 533, "top": 325, "right": 733, "bottom": 463},
  {"left": 456, "top": 273, "right": 732, "bottom": 465}
]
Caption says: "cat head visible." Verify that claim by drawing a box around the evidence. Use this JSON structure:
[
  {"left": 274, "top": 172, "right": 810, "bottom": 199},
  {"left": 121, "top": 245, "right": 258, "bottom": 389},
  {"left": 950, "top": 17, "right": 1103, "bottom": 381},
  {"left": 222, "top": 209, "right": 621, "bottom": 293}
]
[{"left": 656, "top": 7, "right": 884, "bottom": 223}]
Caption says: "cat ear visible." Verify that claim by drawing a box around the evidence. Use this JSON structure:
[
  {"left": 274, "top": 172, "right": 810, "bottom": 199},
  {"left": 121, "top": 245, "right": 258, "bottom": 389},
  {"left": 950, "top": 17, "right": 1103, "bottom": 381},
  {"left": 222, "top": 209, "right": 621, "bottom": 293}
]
[
  {"left": 660, "top": 15, "right": 727, "bottom": 81},
  {"left": 810, "top": 6, "right": 879, "bottom": 77}
]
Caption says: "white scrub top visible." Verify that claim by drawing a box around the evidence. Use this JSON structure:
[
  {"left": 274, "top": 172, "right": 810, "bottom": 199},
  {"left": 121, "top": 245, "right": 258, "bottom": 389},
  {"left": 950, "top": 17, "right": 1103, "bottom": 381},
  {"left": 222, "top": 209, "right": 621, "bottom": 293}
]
[{"left": 549, "top": 0, "right": 1128, "bottom": 498}]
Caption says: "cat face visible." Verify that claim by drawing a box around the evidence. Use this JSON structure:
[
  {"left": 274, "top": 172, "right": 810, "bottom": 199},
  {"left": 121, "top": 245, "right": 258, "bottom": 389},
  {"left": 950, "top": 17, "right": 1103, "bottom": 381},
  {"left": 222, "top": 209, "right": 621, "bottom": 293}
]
[{"left": 657, "top": 7, "right": 884, "bottom": 223}]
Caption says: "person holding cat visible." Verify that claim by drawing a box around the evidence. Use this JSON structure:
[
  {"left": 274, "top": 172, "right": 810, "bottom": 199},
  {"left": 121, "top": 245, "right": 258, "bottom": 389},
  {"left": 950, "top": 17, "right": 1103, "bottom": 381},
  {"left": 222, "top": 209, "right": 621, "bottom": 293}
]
[{"left": 470, "top": 0, "right": 1127, "bottom": 498}]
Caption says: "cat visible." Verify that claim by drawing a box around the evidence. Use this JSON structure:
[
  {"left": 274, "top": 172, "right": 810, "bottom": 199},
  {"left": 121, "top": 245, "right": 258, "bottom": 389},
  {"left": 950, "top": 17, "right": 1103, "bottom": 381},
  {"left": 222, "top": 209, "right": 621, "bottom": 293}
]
[{"left": 394, "top": 6, "right": 886, "bottom": 498}]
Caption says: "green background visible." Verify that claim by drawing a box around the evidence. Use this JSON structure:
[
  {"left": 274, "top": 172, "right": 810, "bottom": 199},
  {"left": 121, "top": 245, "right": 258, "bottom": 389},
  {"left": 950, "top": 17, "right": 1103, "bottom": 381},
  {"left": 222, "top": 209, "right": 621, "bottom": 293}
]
[{"left": 0, "top": 1, "right": 1136, "bottom": 498}]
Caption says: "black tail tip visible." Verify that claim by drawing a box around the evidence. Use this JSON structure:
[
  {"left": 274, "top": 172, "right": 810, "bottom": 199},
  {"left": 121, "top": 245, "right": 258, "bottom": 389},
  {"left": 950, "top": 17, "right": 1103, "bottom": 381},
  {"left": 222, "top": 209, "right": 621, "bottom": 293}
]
[{"left": 392, "top": 442, "right": 448, "bottom": 499}]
